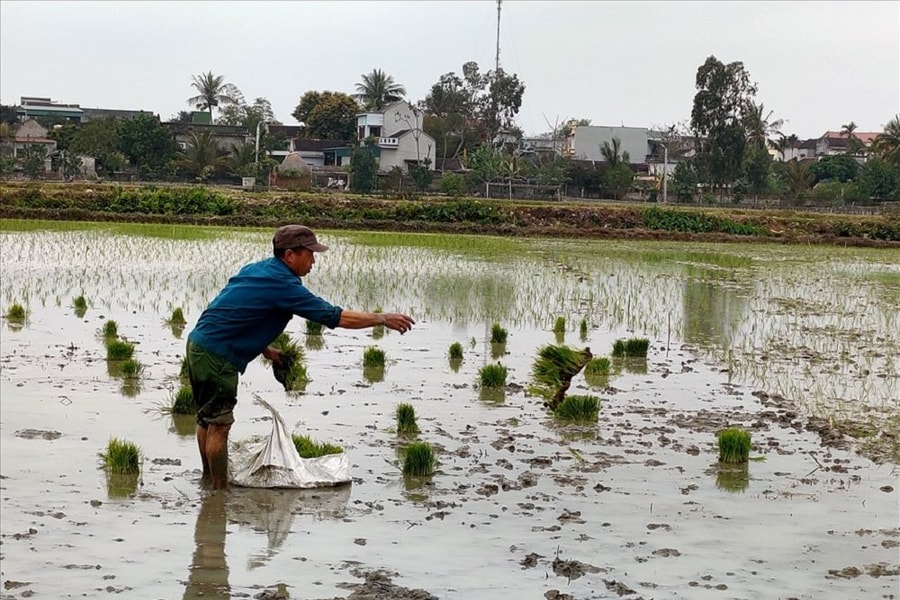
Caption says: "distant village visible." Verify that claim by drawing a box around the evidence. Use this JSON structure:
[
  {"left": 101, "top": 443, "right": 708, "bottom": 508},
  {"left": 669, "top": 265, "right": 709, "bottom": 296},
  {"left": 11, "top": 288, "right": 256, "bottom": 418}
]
[{"left": 0, "top": 92, "right": 893, "bottom": 204}]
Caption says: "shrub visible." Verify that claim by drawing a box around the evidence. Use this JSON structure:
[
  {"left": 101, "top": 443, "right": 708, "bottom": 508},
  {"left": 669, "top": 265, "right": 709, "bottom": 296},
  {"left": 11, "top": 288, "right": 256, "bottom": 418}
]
[
  {"left": 554, "top": 395, "right": 600, "bottom": 423},
  {"left": 292, "top": 434, "right": 343, "bottom": 458},
  {"left": 448, "top": 342, "right": 464, "bottom": 360},
  {"left": 98, "top": 437, "right": 142, "bottom": 474},
  {"left": 439, "top": 172, "right": 467, "bottom": 198},
  {"left": 717, "top": 428, "right": 752, "bottom": 463},
  {"left": 490, "top": 323, "right": 508, "bottom": 344},
  {"left": 363, "top": 346, "right": 386, "bottom": 368},
  {"left": 106, "top": 339, "right": 135, "bottom": 361},
  {"left": 395, "top": 403, "right": 420, "bottom": 435},
  {"left": 479, "top": 363, "right": 508, "bottom": 388},
  {"left": 402, "top": 441, "right": 436, "bottom": 476}
]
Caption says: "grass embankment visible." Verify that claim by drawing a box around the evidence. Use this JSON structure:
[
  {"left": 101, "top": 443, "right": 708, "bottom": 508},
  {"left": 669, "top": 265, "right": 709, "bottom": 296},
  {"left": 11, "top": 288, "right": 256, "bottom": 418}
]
[{"left": 1, "top": 181, "right": 898, "bottom": 247}]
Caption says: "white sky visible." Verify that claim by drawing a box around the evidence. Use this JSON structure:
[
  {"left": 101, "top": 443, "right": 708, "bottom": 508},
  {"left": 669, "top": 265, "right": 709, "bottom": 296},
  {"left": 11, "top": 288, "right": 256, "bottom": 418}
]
[{"left": 1, "top": 1, "right": 897, "bottom": 140}]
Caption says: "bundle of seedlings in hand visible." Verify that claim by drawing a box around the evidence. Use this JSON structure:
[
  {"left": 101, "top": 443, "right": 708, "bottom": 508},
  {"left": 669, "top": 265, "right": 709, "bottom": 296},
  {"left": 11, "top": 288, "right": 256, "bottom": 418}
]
[
  {"left": 106, "top": 339, "right": 135, "bottom": 361},
  {"left": 5, "top": 302, "right": 26, "bottom": 322},
  {"left": 395, "top": 403, "right": 420, "bottom": 435},
  {"left": 554, "top": 394, "right": 600, "bottom": 423},
  {"left": 479, "top": 363, "right": 508, "bottom": 388},
  {"left": 531, "top": 344, "right": 593, "bottom": 410},
  {"left": 268, "top": 332, "right": 309, "bottom": 391},
  {"left": 101, "top": 319, "right": 118, "bottom": 339},
  {"left": 305, "top": 319, "right": 324, "bottom": 335},
  {"left": 717, "top": 427, "right": 752, "bottom": 463},
  {"left": 98, "top": 437, "right": 142, "bottom": 474},
  {"left": 402, "top": 441, "right": 436, "bottom": 476},
  {"left": 611, "top": 337, "right": 650, "bottom": 358},
  {"left": 363, "top": 346, "right": 386, "bottom": 368},
  {"left": 292, "top": 434, "right": 343, "bottom": 458},
  {"left": 490, "top": 323, "right": 508, "bottom": 344}
]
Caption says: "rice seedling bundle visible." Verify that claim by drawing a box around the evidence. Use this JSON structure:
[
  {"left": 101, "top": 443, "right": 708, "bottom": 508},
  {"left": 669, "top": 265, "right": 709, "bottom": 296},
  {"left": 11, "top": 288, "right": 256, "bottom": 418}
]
[
  {"left": 168, "top": 307, "right": 186, "bottom": 326},
  {"left": 553, "top": 316, "right": 566, "bottom": 334},
  {"left": 5, "top": 303, "right": 26, "bottom": 321},
  {"left": 363, "top": 346, "right": 386, "bottom": 368},
  {"left": 101, "top": 320, "right": 118, "bottom": 339},
  {"left": 490, "top": 323, "right": 508, "bottom": 344},
  {"left": 106, "top": 339, "right": 135, "bottom": 361},
  {"left": 99, "top": 437, "right": 141, "bottom": 474},
  {"left": 611, "top": 337, "right": 650, "bottom": 358},
  {"left": 292, "top": 434, "right": 343, "bottom": 458},
  {"left": 448, "top": 342, "right": 464, "bottom": 360},
  {"left": 269, "top": 332, "right": 309, "bottom": 391},
  {"left": 584, "top": 357, "right": 611, "bottom": 376},
  {"left": 402, "top": 442, "right": 436, "bottom": 476},
  {"left": 305, "top": 319, "right": 324, "bottom": 335},
  {"left": 479, "top": 363, "right": 508, "bottom": 387},
  {"left": 717, "top": 428, "right": 752, "bottom": 463},
  {"left": 172, "top": 386, "right": 195, "bottom": 415},
  {"left": 119, "top": 359, "right": 144, "bottom": 378},
  {"left": 395, "top": 403, "right": 420, "bottom": 435},
  {"left": 554, "top": 394, "right": 600, "bottom": 423}
]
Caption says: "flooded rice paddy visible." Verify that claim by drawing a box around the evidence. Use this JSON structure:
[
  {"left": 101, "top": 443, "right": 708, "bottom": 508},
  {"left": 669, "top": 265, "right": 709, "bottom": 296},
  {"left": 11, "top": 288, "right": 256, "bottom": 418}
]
[{"left": 1, "top": 220, "right": 898, "bottom": 599}]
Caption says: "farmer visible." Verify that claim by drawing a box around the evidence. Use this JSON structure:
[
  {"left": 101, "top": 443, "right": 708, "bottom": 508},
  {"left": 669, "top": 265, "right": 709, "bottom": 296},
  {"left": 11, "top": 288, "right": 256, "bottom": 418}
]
[{"left": 185, "top": 224, "right": 416, "bottom": 489}]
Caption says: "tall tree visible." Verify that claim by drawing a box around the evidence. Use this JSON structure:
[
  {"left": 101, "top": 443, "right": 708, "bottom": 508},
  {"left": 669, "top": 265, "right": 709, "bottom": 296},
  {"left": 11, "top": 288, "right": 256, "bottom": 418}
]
[
  {"left": 353, "top": 69, "right": 406, "bottom": 111},
  {"left": 219, "top": 97, "right": 280, "bottom": 133},
  {"left": 600, "top": 137, "right": 630, "bottom": 167},
  {"left": 118, "top": 113, "right": 177, "bottom": 177},
  {"left": 690, "top": 55, "right": 758, "bottom": 187},
  {"left": 176, "top": 130, "right": 227, "bottom": 181},
  {"left": 743, "top": 102, "right": 783, "bottom": 150},
  {"left": 292, "top": 91, "right": 358, "bottom": 140},
  {"left": 840, "top": 121, "right": 863, "bottom": 155},
  {"left": 872, "top": 114, "right": 900, "bottom": 165},
  {"left": 187, "top": 71, "right": 240, "bottom": 119}
]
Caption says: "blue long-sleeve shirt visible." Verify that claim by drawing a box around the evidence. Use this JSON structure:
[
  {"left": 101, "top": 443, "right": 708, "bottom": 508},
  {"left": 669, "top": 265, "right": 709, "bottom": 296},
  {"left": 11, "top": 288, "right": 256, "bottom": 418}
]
[{"left": 188, "top": 257, "right": 342, "bottom": 372}]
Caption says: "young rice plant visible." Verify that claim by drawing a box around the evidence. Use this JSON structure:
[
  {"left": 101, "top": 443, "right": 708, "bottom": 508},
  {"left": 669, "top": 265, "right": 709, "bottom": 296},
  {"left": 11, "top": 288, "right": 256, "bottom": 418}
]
[
  {"left": 479, "top": 363, "right": 508, "bottom": 388},
  {"left": 292, "top": 434, "right": 343, "bottom": 458},
  {"left": 99, "top": 437, "right": 142, "bottom": 474},
  {"left": 106, "top": 339, "right": 135, "bottom": 361},
  {"left": 717, "top": 427, "right": 752, "bottom": 463},
  {"left": 490, "top": 323, "right": 508, "bottom": 344},
  {"left": 363, "top": 346, "right": 386, "bottom": 368},
  {"left": 395, "top": 402, "right": 420, "bottom": 435},
  {"left": 554, "top": 394, "right": 600, "bottom": 423},
  {"left": 402, "top": 441, "right": 436, "bottom": 476}
]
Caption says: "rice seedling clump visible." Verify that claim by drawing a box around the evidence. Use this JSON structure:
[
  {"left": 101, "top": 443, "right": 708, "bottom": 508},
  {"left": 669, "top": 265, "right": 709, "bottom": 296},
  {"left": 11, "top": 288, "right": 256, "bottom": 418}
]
[
  {"left": 553, "top": 316, "right": 566, "bottom": 334},
  {"left": 490, "top": 323, "right": 508, "bottom": 344},
  {"left": 305, "top": 319, "right": 324, "bottom": 335},
  {"left": 717, "top": 428, "right": 752, "bottom": 463},
  {"left": 579, "top": 318, "right": 588, "bottom": 339},
  {"left": 531, "top": 344, "right": 593, "bottom": 409},
  {"left": 585, "top": 357, "right": 611, "bottom": 376},
  {"left": 168, "top": 307, "right": 187, "bottom": 326},
  {"left": 479, "top": 363, "right": 508, "bottom": 387},
  {"left": 101, "top": 320, "right": 118, "bottom": 339},
  {"left": 612, "top": 337, "right": 650, "bottom": 358},
  {"left": 5, "top": 303, "right": 26, "bottom": 321},
  {"left": 396, "top": 403, "right": 420, "bottom": 435},
  {"left": 448, "top": 342, "right": 464, "bottom": 360},
  {"left": 363, "top": 346, "right": 386, "bottom": 368},
  {"left": 554, "top": 394, "right": 600, "bottom": 423},
  {"left": 99, "top": 437, "right": 141, "bottom": 474},
  {"left": 106, "top": 339, "right": 135, "bottom": 361},
  {"left": 402, "top": 441, "right": 436, "bottom": 476},
  {"left": 172, "top": 386, "right": 195, "bottom": 415},
  {"left": 72, "top": 295, "right": 88, "bottom": 312},
  {"left": 292, "top": 434, "right": 343, "bottom": 458},
  {"left": 119, "top": 359, "right": 144, "bottom": 378}
]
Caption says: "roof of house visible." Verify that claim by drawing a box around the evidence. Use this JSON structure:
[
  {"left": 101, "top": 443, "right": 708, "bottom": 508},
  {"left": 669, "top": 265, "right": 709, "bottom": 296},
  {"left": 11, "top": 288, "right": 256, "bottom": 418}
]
[
  {"left": 292, "top": 138, "right": 353, "bottom": 152},
  {"left": 821, "top": 131, "right": 879, "bottom": 144},
  {"left": 165, "top": 123, "right": 249, "bottom": 136}
]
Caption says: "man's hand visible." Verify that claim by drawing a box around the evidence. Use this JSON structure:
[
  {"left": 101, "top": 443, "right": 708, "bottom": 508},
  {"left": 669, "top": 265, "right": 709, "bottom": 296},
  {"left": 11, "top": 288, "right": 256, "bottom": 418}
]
[
  {"left": 380, "top": 312, "right": 416, "bottom": 335},
  {"left": 262, "top": 346, "right": 285, "bottom": 367}
]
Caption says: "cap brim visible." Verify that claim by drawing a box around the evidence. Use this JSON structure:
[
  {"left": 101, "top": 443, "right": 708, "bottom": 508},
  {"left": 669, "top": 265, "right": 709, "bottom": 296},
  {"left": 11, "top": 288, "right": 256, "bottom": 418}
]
[{"left": 306, "top": 242, "right": 329, "bottom": 252}]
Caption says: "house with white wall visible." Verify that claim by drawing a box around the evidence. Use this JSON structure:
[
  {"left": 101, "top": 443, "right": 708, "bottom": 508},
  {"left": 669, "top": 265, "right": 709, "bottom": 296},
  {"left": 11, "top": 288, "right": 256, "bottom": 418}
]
[{"left": 355, "top": 101, "right": 436, "bottom": 171}]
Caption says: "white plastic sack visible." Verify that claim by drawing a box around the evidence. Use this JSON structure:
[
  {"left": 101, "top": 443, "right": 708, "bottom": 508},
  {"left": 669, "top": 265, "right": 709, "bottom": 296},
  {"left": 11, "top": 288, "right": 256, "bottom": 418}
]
[{"left": 228, "top": 395, "right": 350, "bottom": 488}]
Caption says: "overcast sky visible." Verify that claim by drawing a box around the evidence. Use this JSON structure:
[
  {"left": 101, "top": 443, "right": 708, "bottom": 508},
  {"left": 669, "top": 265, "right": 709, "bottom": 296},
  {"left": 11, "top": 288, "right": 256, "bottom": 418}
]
[{"left": 1, "top": 1, "right": 897, "bottom": 140}]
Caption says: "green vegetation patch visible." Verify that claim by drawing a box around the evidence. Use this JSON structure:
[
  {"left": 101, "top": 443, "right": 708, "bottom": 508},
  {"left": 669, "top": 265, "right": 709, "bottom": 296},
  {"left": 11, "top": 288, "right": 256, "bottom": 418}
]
[
  {"left": 395, "top": 403, "right": 420, "bottom": 435},
  {"left": 268, "top": 332, "right": 309, "bottom": 391},
  {"left": 106, "top": 339, "right": 135, "bottom": 361},
  {"left": 717, "top": 427, "right": 752, "bottom": 464},
  {"left": 292, "top": 434, "right": 343, "bottom": 458},
  {"left": 490, "top": 323, "right": 508, "bottom": 344},
  {"left": 448, "top": 342, "right": 464, "bottom": 360},
  {"left": 363, "top": 346, "right": 386, "bottom": 368},
  {"left": 612, "top": 337, "right": 650, "bottom": 358},
  {"left": 402, "top": 441, "right": 436, "bottom": 476},
  {"left": 5, "top": 302, "right": 26, "bottom": 321},
  {"left": 479, "top": 363, "right": 508, "bottom": 388},
  {"left": 554, "top": 394, "right": 600, "bottom": 423},
  {"left": 99, "top": 437, "right": 142, "bottom": 474}
]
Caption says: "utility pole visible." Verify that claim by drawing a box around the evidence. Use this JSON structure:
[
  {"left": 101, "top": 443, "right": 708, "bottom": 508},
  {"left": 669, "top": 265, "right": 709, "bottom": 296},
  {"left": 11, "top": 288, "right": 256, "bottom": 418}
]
[{"left": 495, "top": 0, "right": 502, "bottom": 72}]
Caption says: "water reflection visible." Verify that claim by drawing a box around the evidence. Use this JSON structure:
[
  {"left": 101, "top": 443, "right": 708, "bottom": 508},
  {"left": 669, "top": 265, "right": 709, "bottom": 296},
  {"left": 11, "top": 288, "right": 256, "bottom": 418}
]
[
  {"left": 304, "top": 333, "right": 324, "bottom": 351},
  {"left": 182, "top": 485, "right": 351, "bottom": 599},
  {"left": 715, "top": 463, "right": 750, "bottom": 493},
  {"left": 682, "top": 274, "right": 748, "bottom": 347},
  {"left": 363, "top": 365, "right": 385, "bottom": 383},
  {"left": 106, "top": 472, "right": 140, "bottom": 498}
]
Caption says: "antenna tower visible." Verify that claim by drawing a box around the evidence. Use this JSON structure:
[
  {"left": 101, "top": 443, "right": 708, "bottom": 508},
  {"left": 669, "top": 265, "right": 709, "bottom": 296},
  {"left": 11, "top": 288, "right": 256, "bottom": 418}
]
[{"left": 495, "top": 0, "right": 502, "bottom": 72}]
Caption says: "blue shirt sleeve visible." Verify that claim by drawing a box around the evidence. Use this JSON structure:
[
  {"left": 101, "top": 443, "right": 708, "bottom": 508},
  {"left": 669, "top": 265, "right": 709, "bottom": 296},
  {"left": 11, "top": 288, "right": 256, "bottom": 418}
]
[{"left": 277, "top": 278, "right": 343, "bottom": 329}]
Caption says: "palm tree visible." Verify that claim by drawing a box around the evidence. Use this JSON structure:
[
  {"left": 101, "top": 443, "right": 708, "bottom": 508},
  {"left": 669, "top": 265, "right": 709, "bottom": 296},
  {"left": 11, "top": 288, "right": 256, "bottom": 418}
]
[
  {"left": 176, "top": 131, "right": 227, "bottom": 181},
  {"left": 600, "top": 137, "right": 630, "bottom": 167},
  {"left": 872, "top": 115, "right": 900, "bottom": 165},
  {"left": 743, "top": 102, "right": 783, "bottom": 150},
  {"left": 840, "top": 120, "right": 862, "bottom": 155},
  {"left": 353, "top": 69, "right": 407, "bottom": 111},
  {"left": 187, "top": 71, "right": 239, "bottom": 119},
  {"left": 784, "top": 158, "right": 814, "bottom": 199}
]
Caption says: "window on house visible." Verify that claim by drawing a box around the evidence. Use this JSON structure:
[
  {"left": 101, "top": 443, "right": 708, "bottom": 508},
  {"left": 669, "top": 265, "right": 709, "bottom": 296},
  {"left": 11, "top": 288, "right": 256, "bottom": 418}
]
[
  {"left": 369, "top": 126, "right": 382, "bottom": 138},
  {"left": 358, "top": 126, "right": 365, "bottom": 140}
]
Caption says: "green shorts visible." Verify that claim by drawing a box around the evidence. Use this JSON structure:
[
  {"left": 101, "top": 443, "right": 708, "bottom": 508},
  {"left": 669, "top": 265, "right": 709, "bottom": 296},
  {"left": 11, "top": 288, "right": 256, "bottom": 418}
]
[{"left": 185, "top": 340, "right": 238, "bottom": 427}]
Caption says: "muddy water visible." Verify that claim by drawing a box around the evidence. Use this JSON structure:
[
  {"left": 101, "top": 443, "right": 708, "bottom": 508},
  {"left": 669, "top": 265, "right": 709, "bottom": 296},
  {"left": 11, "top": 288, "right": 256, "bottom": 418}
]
[{"left": 0, "top": 223, "right": 897, "bottom": 599}]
